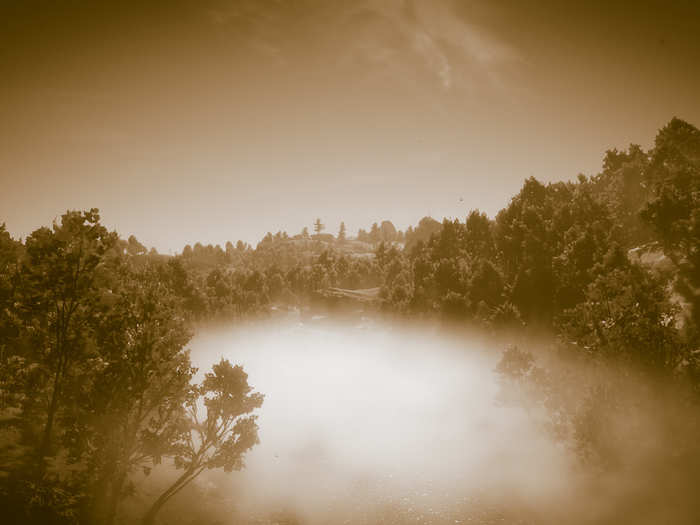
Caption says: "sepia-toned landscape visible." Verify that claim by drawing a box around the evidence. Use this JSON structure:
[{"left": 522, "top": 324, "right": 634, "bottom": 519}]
[{"left": 1, "top": 1, "right": 700, "bottom": 524}]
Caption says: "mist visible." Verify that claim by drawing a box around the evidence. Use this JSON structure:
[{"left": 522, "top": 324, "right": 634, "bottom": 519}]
[{"left": 174, "top": 319, "right": 572, "bottom": 524}]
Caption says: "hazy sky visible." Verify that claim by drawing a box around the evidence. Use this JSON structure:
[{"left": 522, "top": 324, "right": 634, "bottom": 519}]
[{"left": 2, "top": 0, "right": 699, "bottom": 252}]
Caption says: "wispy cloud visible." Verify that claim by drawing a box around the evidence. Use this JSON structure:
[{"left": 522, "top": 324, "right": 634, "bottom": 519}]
[
  {"left": 345, "top": 0, "right": 520, "bottom": 93},
  {"left": 395, "top": 0, "right": 518, "bottom": 91},
  {"left": 203, "top": 0, "right": 519, "bottom": 94},
  {"left": 414, "top": 30, "right": 452, "bottom": 89}
]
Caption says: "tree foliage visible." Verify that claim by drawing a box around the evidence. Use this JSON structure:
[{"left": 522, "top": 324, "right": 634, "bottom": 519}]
[
  {"left": 142, "top": 359, "right": 263, "bottom": 524},
  {"left": 0, "top": 210, "right": 263, "bottom": 525}
]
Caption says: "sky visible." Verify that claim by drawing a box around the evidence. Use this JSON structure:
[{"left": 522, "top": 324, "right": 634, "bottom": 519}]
[{"left": 1, "top": 0, "right": 699, "bottom": 252}]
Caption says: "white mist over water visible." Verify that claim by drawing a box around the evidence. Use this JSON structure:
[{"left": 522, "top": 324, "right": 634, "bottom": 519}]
[{"left": 189, "top": 319, "right": 573, "bottom": 523}]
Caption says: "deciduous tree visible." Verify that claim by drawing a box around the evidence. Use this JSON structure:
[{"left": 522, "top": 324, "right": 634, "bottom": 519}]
[{"left": 142, "top": 359, "right": 263, "bottom": 525}]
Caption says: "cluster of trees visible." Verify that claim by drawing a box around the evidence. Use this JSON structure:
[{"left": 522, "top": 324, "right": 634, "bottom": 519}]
[
  {"left": 177, "top": 247, "right": 383, "bottom": 320},
  {"left": 171, "top": 221, "right": 397, "bottom": 319},
  {"left": 0, "top": 211, "right": 263, "bottom": 524},
  {"left": 379, "top": 119, "right": 699, "bottom": 350},
  {"left": 486, "top": 119, "right": 700, "bottom": 500},
  {"left": 357, "top": 220, "right": 404, "bottom": 244},
  {"left": 178, "top": 218, "right": 403, "bottom": 271}
]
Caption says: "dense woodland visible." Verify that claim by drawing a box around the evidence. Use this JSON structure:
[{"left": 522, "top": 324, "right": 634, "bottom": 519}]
[{"left": 1, "top": 117, "right": 700, "bottom": 523}]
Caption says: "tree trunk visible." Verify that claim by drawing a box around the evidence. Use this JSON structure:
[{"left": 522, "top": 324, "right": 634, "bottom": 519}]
[
  {"left": 141, "top": 495, "right": 168, "bottom": 525},
  {"left": 104, "top": 470, "right": 127, "bottom": 525},
  {"left": 88, "top": 471, "right": 114, "bottom": 525},
  {"left": 141, "top": 467, "right": 198, "bottom": 525},
  {"left": 38, "top": 362, "right": 63, "bottom": 461}
]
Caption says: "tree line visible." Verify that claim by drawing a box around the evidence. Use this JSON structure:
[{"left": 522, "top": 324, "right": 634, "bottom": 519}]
[{"left": 378, "top": 118, "right": 699, "bottom": 366}]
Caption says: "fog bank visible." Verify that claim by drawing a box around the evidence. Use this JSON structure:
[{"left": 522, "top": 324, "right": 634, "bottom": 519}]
[{"left": 185, "top": 319, "right": 578, "bottom": 524}]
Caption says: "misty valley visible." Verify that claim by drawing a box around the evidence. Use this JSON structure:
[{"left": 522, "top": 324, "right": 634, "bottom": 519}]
[
  {"left": 182, "top": 320, "right": 562, "bottom": 524},
  {"left": 1, "top": 117, "right": 700, "bottom": 525}
]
